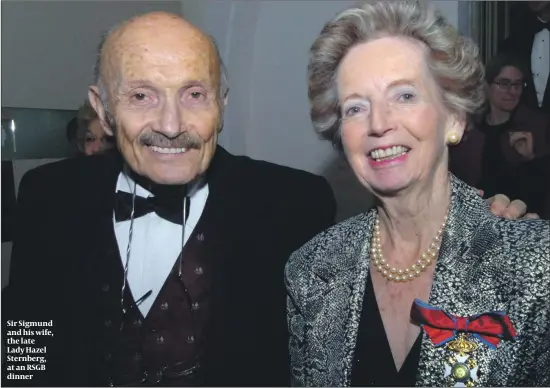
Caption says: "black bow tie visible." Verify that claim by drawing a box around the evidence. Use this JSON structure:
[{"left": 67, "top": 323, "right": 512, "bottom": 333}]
[{"left": 114, "top": 191, "right": 191, "bottom": 225}]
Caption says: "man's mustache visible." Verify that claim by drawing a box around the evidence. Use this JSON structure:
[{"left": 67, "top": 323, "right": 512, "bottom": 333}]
[{"left": 138, "top": 132, "right": 202, "bottom": 150}]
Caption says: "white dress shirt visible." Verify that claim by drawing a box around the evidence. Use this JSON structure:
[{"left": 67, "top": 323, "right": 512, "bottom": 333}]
[
  {"left": 113, "top": 172, "right": 209, "bottom": 317},
  {"left": 532, "top": 19, "right": 550, "bottom": 107}
]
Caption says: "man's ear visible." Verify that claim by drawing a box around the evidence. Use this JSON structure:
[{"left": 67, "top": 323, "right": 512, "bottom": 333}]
[
  {"left": 223, "top": 89, "right": 229, "bottom": 109},
  {"left": 88, "top": 86, "right": 114, "bottom": 136},
  {"left": 217, "top": 90, "right": 229, "bottom": 134}
]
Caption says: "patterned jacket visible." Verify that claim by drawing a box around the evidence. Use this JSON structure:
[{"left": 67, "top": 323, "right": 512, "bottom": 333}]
[{"left": 286, "top": 176, "right": 550, "bottom": 386}]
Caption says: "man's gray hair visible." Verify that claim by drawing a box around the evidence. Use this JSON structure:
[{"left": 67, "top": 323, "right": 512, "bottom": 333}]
[
  {"left": 308, "top": 0, "right": 485, "bottom": 149},
  {"left": 92, "top": 28, "right": 229, "bottom": 110}
]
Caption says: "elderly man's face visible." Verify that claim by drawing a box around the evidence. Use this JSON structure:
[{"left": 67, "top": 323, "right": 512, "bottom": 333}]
[
  {"left": 337, "top": 37, "right": 464, "bottom": 196},
  {"left": 90, "top": 14, "right": 225, "bottom": 185}
]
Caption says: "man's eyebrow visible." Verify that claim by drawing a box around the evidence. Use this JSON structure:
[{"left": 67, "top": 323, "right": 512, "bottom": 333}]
[
  {"left": 121, "top": 79, "right": 156, "bottom": 90},
  {"left": 120, "top": 79, "right": 213, "bottom": 91}
]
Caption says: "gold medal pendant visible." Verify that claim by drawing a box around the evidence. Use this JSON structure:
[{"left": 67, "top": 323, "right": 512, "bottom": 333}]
[{"left": 444, "top": 334, "right": 480, "bottom": 387}]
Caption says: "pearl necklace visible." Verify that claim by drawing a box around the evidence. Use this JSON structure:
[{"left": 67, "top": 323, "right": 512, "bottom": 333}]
[{"left": 371, "top": 214, "right": 448, "bottom": 283}]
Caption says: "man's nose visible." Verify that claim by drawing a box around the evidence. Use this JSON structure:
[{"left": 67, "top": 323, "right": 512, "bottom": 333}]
[{"left": 159, "top": 100, "right": 182, "bottom": 137}]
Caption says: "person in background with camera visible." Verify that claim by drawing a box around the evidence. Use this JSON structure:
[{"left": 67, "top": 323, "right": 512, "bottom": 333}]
[{"left": 450, "top": 52, "right": 550, "bottom": 218}]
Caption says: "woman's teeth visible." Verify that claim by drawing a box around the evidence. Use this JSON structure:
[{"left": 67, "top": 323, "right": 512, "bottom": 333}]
[{"left": 370, "top": 146, "right": 409, "bottom": 161}]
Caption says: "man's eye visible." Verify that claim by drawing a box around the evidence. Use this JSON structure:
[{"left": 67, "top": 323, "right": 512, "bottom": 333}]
[
  {"left": 134, "top": 93, "right": 147, "bottom": 101},
  {"left": 190, "top": 92, "right": 203, "bottom": 99}
]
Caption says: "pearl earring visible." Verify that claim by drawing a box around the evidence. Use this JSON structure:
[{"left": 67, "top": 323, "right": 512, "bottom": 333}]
[{"left": 447, "top": 131, "right": 460, "bottom": 146}]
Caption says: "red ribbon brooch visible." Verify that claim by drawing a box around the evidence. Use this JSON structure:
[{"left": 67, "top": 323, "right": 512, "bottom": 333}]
[{"left": 410, "top": 299, "right": 517, "bottom": 349}]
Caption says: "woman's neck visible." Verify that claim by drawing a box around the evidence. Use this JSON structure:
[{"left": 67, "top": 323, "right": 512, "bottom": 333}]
[
  {"left": 487, "top": 106, "right": 511, "bottom": 125},
  {"left": 376, "top": 165, "right": 451, "bottom": 267}
]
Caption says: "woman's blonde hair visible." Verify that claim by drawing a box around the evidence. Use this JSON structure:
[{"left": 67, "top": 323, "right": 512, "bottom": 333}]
[{"left": 308, "top": 1, "right": 485, "bottom": 148}]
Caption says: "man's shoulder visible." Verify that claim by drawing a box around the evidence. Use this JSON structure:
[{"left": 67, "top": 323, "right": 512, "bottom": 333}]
[
  {"left": 22, "top": 157, "right": 81, "bottom": 182},
  {"left": 19, "top": 153, "right": 116, "bottom": 195},
  {"left": 19, "top": 158, "right": 80, "bottom": 195},
  {"left": 219, "top": 149, "right": 336, "bottom": 224},
  {"left": 227, "top": 151, "right": 329, "bottom": 191}
]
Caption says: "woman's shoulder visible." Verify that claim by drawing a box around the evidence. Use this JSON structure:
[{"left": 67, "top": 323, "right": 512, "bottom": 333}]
[
  {"left": 494, "top": 217, "right": 549, "bottom": 244},
  {"left": 485, "top": 217, "right": 549, "bottom": 268},
  {"left": 485, "top": 218, "right": 550, "bottom": 307},
  {"left": 285, "top": 211, "right": 374, "bottom": 280}
]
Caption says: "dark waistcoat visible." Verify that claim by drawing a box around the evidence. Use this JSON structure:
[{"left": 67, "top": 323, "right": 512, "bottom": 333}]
[{"left": 96, "top": 214, "right": 213, "bottom": 386}]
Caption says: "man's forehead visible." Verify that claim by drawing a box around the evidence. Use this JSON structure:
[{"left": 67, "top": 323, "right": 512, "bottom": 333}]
[
  {"left": 117, "top": 50, "right": 218, "bottom": 91},
  {"left": 101, "top": 13, "right": 220, "bottom": 87}
]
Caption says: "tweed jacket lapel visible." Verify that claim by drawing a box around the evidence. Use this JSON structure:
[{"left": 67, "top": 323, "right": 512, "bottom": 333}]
[
  {"left": 415, "top": 177, "right": 543, "bottom": 387},
  {"left": 291, "top": 211, "right": 375, "bottom": 386},
  {"left": 416, "top": 178, "right": 501, "bottom": 386}
]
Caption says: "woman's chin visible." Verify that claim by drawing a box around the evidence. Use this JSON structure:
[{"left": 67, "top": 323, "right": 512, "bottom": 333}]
[{"left": 369, "top": 179, "right": 411, "bottom": 197}]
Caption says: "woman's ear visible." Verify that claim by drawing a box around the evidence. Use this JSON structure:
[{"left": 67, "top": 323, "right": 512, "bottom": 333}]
[{"left": 445, "top": 112, "right": 467, "bottom": 144}]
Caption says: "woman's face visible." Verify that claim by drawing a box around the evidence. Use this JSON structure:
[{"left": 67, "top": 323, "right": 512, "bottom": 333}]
[
  {"left": 337, "top": 36, "right": 463, "bottom": 196},
  {"left": 84, "top": 118, "right": 114, "bottom": 156},
  {"left": 488, "top": 66, "right": 524, "bottom": 112}
]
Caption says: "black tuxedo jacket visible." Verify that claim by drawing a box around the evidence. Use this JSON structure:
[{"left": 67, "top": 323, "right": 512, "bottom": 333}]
[
  {"left": 499, "top": 26, "right": 550, "bottom": 112},
  {"left": 2, "top": 146, "right": 336, "bottom": 386}
]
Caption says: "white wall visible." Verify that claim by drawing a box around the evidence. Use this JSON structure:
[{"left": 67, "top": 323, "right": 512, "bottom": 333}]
[
  {"left": 1, "top": 0, "right": 182, "bottom": 110},
  {"left": 181, "top": 0, "right": 459, "bottom": 220}
]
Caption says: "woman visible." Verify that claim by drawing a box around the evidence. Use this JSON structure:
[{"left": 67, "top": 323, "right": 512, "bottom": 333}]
[
  {"left": 75, "top": 100, "right": 115, "bottom": 156},
  {"left": 286, "top": 2, "right": 549, "bottom": 387}
]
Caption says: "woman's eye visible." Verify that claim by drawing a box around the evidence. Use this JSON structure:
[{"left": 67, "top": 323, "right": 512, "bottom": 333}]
[
  {"left": 399, "top": 93, "right": 415, "bottom": 101},
  {"left": 345, "top": 106, "right": 361, "bottom": 116}
]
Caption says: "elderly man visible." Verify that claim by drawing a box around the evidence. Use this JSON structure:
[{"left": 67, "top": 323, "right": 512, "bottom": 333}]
[
  {"left": 5, "top": 12, "right": 334, "bottom": 387},
  {"left": 4, "top": 11, "right": 532, "bottom": 387}
]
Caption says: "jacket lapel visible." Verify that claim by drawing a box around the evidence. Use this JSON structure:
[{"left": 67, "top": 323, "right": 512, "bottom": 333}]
[
  {"left": 200, "top": 147, "right": 267, "bottom": 383},
  {"left": 308, "top": 211, "right": 376, "bottom": 386},
  {"left": 78, "top": 152, "right": 125, "bottom": 319},
  {"left": 416, "top": 177, "right": 505, "bottom": 387}
]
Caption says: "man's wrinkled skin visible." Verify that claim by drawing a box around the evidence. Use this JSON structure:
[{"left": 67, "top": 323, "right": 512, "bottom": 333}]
[{"left": 89, "top": 12, "right": 227, "bottom": 185}]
